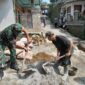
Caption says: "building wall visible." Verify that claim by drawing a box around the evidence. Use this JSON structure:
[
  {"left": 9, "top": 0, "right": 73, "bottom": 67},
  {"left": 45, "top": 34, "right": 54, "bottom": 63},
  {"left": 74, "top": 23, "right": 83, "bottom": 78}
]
[
  {"left": 32, "top": 13, "right": 41, "bottom": 29},
  {"left": 67, "top": 21, "right": 85, "bottom": 39},
  {"left": 0, "top": 0, "right": 15, "bottom": 31},
  {"left": 16, "top": 7, "right": 33, "bottom": 29},
  {"left": 62, "top": 1, "right": 85, "bottom": 20}
]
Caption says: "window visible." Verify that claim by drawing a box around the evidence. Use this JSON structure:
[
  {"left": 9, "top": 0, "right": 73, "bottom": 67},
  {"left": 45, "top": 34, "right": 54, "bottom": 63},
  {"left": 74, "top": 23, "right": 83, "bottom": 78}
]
[
  {"left": 16, "top": 9, "right": 33, "bottom": 29},
  {"left": 67, "top": 6, "right": 71, "bottom": 13},
  {"left": 74, "top": 5, "right": 82, "bottom": 12},
  {"left": 83, "top": 10, "right": 85, "bottom": 15}
]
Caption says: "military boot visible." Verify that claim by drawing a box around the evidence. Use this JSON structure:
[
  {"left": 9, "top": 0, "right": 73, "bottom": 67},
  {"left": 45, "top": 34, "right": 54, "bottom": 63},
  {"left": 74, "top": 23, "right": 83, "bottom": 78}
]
[{"left": 10, "top": 61, "right": 19, "bottom": 71}]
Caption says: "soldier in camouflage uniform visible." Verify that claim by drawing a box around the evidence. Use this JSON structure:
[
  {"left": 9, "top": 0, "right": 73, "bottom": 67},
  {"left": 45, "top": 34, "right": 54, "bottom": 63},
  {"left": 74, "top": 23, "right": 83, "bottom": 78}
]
[{"left": 0, "top": 23, "right": 30, "bottom": 70}]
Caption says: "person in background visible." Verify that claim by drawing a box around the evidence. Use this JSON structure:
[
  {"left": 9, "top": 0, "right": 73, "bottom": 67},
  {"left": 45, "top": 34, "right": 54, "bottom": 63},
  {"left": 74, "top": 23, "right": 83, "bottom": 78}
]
[
  {"left": 41, "top": 15, "right": 46, "bottom": 27},
  {"left": 54, "top": 17, "right": 58, "bottom": 28}
]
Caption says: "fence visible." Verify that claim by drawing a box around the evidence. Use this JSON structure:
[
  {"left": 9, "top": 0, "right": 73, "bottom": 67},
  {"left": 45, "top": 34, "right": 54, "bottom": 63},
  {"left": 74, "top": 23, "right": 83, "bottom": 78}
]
[{"left": 67, "top": 21, "right": 85, "bottom": 40}]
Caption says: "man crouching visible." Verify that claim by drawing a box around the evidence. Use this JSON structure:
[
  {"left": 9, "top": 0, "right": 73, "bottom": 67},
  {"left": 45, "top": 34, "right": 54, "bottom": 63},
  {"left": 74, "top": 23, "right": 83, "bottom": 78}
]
[
  {"left": 0, "top": 23, "right": 30, "bottom": 71},
  {"left": 45, "top": 31, "right": 73, "bottom": 80}
]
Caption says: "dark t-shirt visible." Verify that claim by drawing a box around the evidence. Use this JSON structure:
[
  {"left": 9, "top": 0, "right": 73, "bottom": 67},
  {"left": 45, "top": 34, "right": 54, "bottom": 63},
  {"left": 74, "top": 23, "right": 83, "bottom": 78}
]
[{"left": 52, "top": 35, "right": 70, "bottom": 54}]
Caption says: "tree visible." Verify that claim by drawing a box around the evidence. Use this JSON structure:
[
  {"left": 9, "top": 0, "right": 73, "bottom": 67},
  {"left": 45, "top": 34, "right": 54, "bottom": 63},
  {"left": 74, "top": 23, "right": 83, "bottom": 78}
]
[{"left": 48, "top": 2, "right": 63, "bottom": 23}]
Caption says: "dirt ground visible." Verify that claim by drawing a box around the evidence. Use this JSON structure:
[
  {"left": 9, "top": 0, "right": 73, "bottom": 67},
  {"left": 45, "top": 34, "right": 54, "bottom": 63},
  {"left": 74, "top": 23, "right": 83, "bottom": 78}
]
[
  {"left": 0, "top": 41, "right": 85, "bottom": 85},
  {"left": 0, "top": 20, "right": 85, "bottom": 85},
  {"left": 31, "top": 52, "right": 55, "bottom": 62}
]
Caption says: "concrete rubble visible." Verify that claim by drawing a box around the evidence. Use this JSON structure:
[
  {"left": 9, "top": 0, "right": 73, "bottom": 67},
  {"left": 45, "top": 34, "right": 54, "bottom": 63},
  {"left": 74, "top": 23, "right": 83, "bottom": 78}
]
[
  {"left": 0, "top": 42, "right": 85, "bottom": 85},
  {"left": 0, "top": 21, "right": 85, "bottom": 85}
]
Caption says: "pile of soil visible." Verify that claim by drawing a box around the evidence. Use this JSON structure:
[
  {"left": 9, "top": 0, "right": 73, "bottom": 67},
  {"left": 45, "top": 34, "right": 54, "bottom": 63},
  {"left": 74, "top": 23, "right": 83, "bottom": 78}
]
[{"left": 29, "top": 52, "right": 55, "bottom": 63}]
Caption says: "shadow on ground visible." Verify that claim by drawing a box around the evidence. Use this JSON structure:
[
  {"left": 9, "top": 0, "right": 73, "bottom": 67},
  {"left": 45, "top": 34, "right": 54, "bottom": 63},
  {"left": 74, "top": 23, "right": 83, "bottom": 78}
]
[
  {"left": 0, "top": 69, "right": 4, "bottom": 80},
  {"left": 17, "top": 70, "right": 35, "bottom": 79},
  {"left": 74, "top": 77, "right": 85, "bottom": 85}
]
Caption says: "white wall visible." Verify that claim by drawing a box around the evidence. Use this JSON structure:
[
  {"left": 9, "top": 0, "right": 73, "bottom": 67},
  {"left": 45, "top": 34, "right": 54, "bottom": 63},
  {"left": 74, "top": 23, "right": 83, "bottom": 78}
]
[
  {"left": 0, "top": 0, "right": 15, "bottom": 31},
  {"left": 62, "top": 1, "right": 85, "bottom": 18}
]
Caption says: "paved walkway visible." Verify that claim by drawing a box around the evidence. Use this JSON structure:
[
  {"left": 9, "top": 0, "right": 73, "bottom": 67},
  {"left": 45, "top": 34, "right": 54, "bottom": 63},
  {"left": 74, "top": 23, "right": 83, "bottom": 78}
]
[
  {"left": 41, "top": 20, "right": 79, "bottom": 43},
  {"left": 41, "top": 20, "right": 85, "bottom": 85}
]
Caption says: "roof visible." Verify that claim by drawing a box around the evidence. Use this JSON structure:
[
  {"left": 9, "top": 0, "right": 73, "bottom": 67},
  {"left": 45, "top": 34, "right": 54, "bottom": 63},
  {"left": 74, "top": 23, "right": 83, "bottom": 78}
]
[
  {"left": 16, "top": 0, "right": 40, "bottom": 7},
  {"left": 52, "top": 0, "right": 85, "bottom": 4},
  {"left": 63, "top": 0, "right": 85, "bottom": 4}
]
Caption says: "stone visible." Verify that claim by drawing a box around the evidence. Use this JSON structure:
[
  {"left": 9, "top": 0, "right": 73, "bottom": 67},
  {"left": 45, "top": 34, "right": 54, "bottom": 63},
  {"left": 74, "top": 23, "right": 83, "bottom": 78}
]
[{"left": 78, "top": 41, "right": 85, "bottom": 52}]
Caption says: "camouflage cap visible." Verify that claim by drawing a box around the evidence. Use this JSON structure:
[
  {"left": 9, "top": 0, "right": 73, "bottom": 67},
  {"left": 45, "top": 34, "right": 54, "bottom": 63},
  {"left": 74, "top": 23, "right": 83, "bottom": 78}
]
[{"left": 13, "top": 23, "right": 22, "bottom": 32}]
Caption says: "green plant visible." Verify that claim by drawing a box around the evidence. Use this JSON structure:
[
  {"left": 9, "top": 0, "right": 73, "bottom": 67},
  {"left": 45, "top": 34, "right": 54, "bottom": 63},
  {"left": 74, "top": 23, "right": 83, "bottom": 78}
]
[{"left": 48, "top": 3, "right": 63, "bottom": 23}]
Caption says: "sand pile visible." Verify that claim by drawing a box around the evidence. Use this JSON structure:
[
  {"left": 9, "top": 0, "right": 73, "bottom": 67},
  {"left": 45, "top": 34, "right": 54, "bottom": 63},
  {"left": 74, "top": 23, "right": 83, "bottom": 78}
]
[{"left": 25, "top": 52, "right": 55, "bottom": 64}]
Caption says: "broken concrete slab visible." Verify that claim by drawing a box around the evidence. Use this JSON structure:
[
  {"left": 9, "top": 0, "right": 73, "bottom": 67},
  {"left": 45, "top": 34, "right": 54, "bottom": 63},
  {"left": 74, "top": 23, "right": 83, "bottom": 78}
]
[{"left": 78, "top": 41, "right": 85, "bottom": 52}]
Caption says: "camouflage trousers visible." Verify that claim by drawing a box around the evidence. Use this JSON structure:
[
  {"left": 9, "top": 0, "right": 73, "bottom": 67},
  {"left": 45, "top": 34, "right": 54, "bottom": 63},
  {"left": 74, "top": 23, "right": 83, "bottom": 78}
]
[{"left": 0, "top": 42, "right": 16, "bottom": 66}]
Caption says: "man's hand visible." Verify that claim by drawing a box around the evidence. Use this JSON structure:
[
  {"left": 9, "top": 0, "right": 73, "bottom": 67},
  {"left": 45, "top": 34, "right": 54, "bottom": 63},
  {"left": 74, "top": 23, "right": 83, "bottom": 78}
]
[
  {"left": 65, "top": 52, "right": 71, "bottom": 56},
  {"left": 24, "top": 47, "right": 28, "bottom": 52},
  {"left": 55, "top": 54, "right": 66, "bottom": 61},
  {"left": 56, "top": 56, "right": 61, "bottom": 61}
]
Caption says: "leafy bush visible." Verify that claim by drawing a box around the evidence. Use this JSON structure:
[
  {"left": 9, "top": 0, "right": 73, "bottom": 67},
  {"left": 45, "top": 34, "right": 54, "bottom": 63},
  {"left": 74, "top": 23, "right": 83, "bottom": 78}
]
[{"left": 48, "top": 3, "right": 63, "bottom": 23}]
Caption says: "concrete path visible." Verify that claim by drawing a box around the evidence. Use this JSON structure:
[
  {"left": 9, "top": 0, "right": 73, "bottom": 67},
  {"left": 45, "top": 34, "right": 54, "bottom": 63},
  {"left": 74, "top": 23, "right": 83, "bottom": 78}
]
[
  {"left": 0, "top": 20, "right": 85, "bottom": 85},
  {"left": 42, "top": 20, "right": 79, "bottom": 43},
  {"left": 41, "top": 20, "right": 85, "bottom": 85}
]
